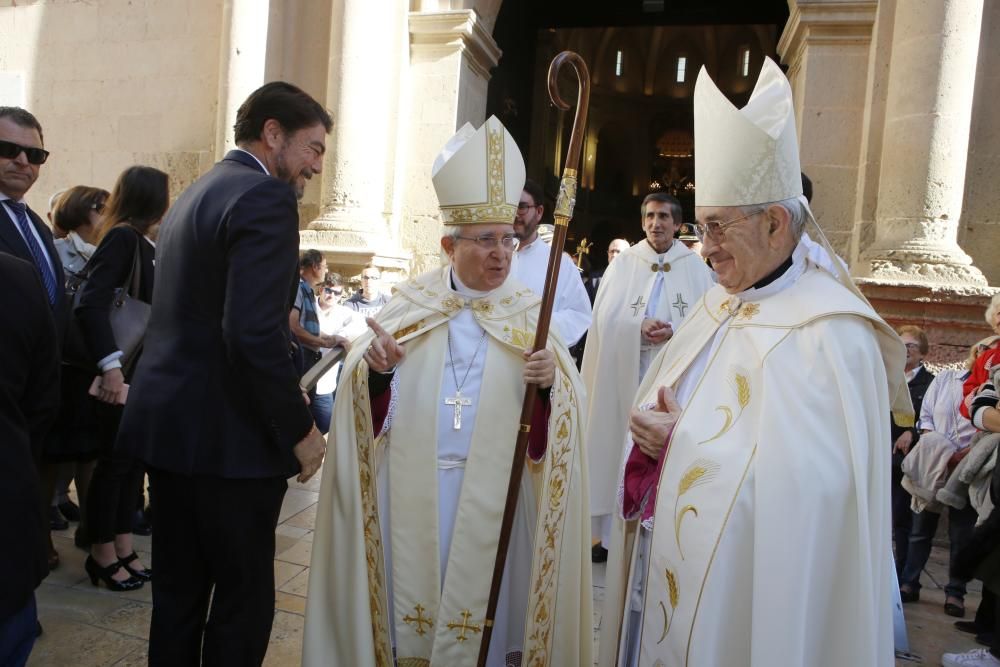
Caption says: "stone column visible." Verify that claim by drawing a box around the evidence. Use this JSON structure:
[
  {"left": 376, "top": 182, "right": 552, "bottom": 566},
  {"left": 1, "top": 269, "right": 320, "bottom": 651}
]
[
  {"left": 396, "top": 9, "right": 502, "bottom": 274},
  {"left": 859, "top": 0, "right": 987, "bottom": 286},
  {"left": 777, "top": 0, "right": 878, "bottom": 259},
  {"left": 214, "top": 0, "right": 269, "bottom": 159},
  {"left": 303, "top": 0, "right": 410, "bottom": 279}
]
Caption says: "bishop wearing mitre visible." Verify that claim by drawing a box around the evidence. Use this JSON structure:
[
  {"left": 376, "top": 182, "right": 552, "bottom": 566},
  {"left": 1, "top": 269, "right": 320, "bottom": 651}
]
[
  {"left": 303, "top": 116, "right": 592, "bottom": 667},
  {"left": 597, "top": 58, "right": 914, "bottom": 667}
]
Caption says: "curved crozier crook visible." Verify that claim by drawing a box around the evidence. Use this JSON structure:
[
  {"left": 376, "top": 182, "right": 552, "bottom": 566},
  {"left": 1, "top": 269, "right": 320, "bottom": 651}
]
[{"left": 546, "top": 51, "right": 591, "bottom": 171}]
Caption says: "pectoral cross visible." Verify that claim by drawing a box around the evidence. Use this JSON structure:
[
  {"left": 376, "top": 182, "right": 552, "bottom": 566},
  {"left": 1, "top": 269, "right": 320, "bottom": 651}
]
[
  {"left": 445, "top": 391, "right": 472, "bottom": 430},
  {"left": 575, "top": 237, "right": 592, "bottom": 268},
  {"left": 630, "top": 295, "right": 647, "bottom": 317},
  {"left": 446, "top": 609, "right": 482, "bottom": 642}
]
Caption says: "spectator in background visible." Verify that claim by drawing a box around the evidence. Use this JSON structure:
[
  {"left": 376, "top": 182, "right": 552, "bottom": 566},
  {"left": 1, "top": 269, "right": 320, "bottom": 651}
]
[
  {"left": 311, "top": 274, "right": 364, "bottom": 433},
  {"left": 345, "top": 263, "right": 390, "bottom": 317},
  {"left": 898, "top": 339, "right": 985, "bottom": 616},
  {"left": 962, "top": 294, "right": 1000, "bottom": 421},
  {"left": 76, "top": 165, "right": 167, "bottom": 592},
  {"left": 891, "top": 325, "right": 935, "bottom": 576},
  {"left": 46, "top": 189, "right": 67, "bottom": 237},
  {"left": 44, "top": 185, "right": 110, "bottom": 550}
]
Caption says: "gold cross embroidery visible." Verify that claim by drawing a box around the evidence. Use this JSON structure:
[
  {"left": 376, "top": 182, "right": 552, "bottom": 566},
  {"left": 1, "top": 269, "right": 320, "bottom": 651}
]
[
  {"left": 446, "top": 609, "right": 482, "bottom": 642},
  {"left": 403, "top": 604, "right": 433, "bottom": 636}
]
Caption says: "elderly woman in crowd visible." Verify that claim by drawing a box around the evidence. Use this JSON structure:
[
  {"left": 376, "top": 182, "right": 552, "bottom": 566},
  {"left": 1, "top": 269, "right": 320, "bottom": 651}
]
[{"left": 75, "top": 166, "right": 167, "bottom": 592}]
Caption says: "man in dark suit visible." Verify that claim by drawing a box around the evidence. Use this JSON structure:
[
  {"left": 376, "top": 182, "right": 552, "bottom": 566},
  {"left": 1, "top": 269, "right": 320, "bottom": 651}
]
[
  {"left": 0, "top": 253, "right": 60, "bottom": 666},
  {"left": 0, "top": 107, "right": 65, "bottom": 332},
  {"left": 118, "top": 82, "right": 332, "bottom": 666}
]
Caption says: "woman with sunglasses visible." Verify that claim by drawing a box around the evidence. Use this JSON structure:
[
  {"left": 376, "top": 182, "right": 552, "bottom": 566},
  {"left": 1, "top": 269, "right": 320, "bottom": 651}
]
[{"left": 75, "top": 166, "right": 167, "bottom": 591}]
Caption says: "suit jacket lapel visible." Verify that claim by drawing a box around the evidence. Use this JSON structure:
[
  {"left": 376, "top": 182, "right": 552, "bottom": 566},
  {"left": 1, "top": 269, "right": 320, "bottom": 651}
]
[{"left": 0, "top": 204, "right": 32, "bottom": 262}]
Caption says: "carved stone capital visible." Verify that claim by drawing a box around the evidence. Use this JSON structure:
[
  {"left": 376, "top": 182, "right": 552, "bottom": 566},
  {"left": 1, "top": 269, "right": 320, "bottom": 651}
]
[
  {"left": 408, "top": 9, "right": 501, "bottom": 80},
  {"left": 778, "top": 1, "right": 877, "bottom": 75}
]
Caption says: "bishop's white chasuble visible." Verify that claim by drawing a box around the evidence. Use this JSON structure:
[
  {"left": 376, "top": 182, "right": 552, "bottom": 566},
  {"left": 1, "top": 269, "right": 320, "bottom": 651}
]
[
  {"left": 582, "top": 240, "right": 714, "bottom": 520},
  {"left": 303, "top": 267, "right": 592, "bottom": 667},
  {"left": 598, "top": 254, "right": 913, "bottom": 667}
]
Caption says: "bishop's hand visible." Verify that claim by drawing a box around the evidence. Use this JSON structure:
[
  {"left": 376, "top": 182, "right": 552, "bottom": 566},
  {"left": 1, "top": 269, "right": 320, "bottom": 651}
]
[
  {"left": 364, "top": 318, "right": 405, "bottom": 373},
  {"left": 630, "top": 386, "right": 681, "bottom": 460},
  {"left": 523, "top": 348, "right": 555, "bottom": 389},
  {"left": 641, "top": 318, "right": 672, "bottom": 345}
]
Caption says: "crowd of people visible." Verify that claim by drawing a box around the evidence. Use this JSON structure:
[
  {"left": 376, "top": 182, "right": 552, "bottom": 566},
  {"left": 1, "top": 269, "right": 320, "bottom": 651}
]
[{"left": 2, "top": 58, "right": 1000, "bottom": 667}]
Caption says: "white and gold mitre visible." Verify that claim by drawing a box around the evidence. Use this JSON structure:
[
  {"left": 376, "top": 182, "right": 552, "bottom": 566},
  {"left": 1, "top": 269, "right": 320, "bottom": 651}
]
[
  {"left": 431, "top": 115, "right": 526, "bottom": 225},
  {"left": 694, "top": 56, "right": 801, "bottom": 207}
]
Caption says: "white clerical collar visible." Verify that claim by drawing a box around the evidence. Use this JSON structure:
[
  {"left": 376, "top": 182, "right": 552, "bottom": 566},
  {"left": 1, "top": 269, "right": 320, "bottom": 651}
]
[
  {"left": 449, "top": 267, "right": 492, "bottom": 299},
  {"left": 735, "top": 240, "right": 809, "bottom": 303},
  {"left": 645, "top": 238, "right": 674, "bottom": 261},
  {"left": 234, "top": 148, "right": 270, "bottom": 175},
  {"left": 517, "top": 234, "right": 542, "bottom": 253}
]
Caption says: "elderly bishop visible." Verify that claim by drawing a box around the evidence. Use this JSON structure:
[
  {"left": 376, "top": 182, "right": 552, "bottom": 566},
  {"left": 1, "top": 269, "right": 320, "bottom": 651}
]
[
  {"left": 598, "top": 59, "right": 914, "bottom": 667},
  {"left": 304, "top": 117, "right": 591, "bottom": 667}
]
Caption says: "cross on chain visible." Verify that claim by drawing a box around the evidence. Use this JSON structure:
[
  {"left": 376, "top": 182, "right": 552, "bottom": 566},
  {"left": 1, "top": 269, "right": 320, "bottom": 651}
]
[
  {"left": 403, "top": 604, "right": 434, "bottom": 636},
  {"left": 446, "top": 609, "right": 482, "bottom": 643},
  {"left": 629, "top": 295, "right": 647, "bottom": 317},
  {"left": 672, "top": 293, "right": 689, "bottom": 318},
  {"left": 444, "top": 390, "right": 472, "bottom": 430}
]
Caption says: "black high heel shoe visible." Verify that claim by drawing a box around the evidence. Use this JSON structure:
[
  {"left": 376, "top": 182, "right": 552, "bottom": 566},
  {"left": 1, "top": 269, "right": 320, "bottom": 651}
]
[
  {"left": 85, "top": 555, "right": 143, "bottom": 591},
  {"left": 119, "top": 552, "right": 152, "bottom": 581}
]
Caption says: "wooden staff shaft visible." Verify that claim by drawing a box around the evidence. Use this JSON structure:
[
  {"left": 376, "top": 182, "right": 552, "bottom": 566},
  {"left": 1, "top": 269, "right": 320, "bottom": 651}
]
[{"left": 477, "top": 50, "right": 590, "bottom": 666}]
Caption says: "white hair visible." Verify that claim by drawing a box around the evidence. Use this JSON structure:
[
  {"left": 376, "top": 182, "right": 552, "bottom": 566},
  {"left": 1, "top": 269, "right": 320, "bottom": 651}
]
[
  {"left": 442, "top": 225, "right": 462, "bottom": 241},
  {"left": 742, "top": 196, "right": 809, "bottom": 240},
  {"left": 986, "top": 293, "right": 1000, "bottom": 327}
]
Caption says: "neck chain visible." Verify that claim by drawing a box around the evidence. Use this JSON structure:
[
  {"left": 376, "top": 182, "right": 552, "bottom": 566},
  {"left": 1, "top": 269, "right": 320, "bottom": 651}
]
[{"left": 447, "top": 329, "right": 488, "bottom": 393}]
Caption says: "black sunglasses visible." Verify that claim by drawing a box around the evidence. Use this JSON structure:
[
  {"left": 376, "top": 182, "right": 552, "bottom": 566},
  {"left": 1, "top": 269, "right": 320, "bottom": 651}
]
[{"left": 0, "top": 139, "right": 50, "bottom": 165}]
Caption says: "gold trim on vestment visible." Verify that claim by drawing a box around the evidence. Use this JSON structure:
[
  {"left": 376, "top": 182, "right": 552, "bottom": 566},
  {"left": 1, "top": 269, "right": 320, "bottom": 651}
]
[
  {"left": 441, "top": 128, "right": 517, "bottom": 225},
  {"left": 524, "top": 373, "right": 577, "bottom": 666},
  {"left": 352, "top": 364, "right": 393, "bottom": 666}
]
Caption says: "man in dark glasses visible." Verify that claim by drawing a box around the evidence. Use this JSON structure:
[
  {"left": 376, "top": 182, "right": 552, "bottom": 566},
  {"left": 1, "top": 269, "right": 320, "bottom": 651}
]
[{"left": 0, "top": 107, "right": 64, "bottom": 332}]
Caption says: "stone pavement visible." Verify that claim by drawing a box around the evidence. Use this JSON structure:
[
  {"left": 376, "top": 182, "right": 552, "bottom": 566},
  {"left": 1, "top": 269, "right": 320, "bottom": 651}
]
[{"left": 27, "top": 474, "right": 987, "bottom": 666}]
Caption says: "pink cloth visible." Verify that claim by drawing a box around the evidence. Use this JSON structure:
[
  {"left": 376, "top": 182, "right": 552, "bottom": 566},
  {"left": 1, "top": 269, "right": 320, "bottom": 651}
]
[{"left": 622, "top": 439, "right": 669, "bottom": 523}]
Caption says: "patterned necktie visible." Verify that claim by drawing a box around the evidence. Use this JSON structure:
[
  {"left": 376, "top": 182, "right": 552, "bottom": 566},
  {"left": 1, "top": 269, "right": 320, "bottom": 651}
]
[{"left": 5, "top": 200, "right": 58, "bottom": 306}]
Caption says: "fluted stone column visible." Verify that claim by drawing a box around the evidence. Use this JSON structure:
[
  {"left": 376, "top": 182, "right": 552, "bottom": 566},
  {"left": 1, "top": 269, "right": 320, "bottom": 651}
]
[
  {"left": 303, "top": 0, "right": 410, "bottom": 277},
  {"left": 859, "top": 0, "right": 987, "bottom": 286},
  {"left": 214, "top": 0, "right": 269, "bottom": 159}
]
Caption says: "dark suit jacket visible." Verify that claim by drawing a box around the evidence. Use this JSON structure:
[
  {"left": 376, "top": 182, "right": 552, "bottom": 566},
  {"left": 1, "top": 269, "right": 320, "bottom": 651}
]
[
  {"left": 75, "top": 225, "right": 155, "bottom": 369},
  {"left": 119, "top": 150, "right": 312, "bottom": 479},
  {"left": 0, "top": 253, "right": 60, "bottom": 620},
  {"left": 0, "top": 200, "right": 68, "bottom": 341}
]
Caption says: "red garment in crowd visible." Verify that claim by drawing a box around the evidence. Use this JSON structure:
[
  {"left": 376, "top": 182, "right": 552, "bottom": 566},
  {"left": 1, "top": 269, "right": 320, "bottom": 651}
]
[
  {"left": 961, "top": 343, "right": 1000, "bottom": 419},
  {"left": 621, "top": 438, "right": 670, "bottom": 524}
]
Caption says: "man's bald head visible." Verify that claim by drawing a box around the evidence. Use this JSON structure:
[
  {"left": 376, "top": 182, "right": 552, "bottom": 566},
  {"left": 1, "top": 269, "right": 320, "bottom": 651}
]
[{"left": 608, "top": 238, "right": 629, "bottom": 263}]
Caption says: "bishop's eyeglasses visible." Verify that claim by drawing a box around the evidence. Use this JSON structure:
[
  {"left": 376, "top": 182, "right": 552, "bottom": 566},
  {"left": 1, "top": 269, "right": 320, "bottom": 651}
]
[
  {"left": 693, "top": 209, "right": 765, "bottom": 242},
  {"left": 455, "top": 233, "right": 520, "bottom": 251}
]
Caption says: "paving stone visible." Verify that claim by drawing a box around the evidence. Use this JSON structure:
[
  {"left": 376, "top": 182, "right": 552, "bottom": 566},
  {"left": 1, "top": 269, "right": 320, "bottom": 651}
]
[{"left": 275, "top": 539, "right": 312, "bottom": 567}]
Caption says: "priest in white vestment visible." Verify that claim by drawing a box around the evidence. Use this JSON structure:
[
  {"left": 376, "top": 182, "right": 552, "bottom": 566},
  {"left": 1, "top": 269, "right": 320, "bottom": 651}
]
[
  {"left": 511, "top": 178, "right": 592, "bottom": 347},
  {"left": 303, "top": 116, "right": 592, "bottom": 667},
  {"left": 597, "top": 58, "right": 915, "bottom": 667},
  {"left": 582, "top": 192, "right": 714, "bottom": 555}
]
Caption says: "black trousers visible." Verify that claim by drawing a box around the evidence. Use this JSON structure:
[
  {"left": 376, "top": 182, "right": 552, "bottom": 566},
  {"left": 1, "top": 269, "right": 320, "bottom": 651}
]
[
  {"left": 87, "top": 401, "right": 144, "bottom": 544},
  {"left": 147, "top": 468, "right": 287, "bottom": 667},
  {"left": 891, "top": 452, "right": 913, "bottom": 575}
]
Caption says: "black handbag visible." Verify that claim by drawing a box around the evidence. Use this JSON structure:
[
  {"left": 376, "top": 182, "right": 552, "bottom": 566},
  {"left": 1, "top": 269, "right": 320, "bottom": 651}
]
[{"left": 64, "top": 234, "right": 150, "bottom": 373}]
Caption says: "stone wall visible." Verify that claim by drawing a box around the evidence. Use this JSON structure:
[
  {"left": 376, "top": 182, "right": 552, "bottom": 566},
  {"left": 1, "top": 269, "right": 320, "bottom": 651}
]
[{"left": 0, "top": 0, "right": 224, "bottom": 211}]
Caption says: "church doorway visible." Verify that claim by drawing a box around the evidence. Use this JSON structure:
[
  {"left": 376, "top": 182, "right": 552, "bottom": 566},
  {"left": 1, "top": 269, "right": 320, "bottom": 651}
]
[{"left": 486, "top": 0, "right": 789, "bottom": 272}]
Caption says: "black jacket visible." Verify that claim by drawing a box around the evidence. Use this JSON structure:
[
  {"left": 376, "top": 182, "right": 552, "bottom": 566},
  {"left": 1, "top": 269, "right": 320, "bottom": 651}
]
[
  {"left": 118, "top": 151, "right": 312, "bottom": 479},
  {"left": 0, "top": 200, "right": 67, "bottom": 343},
  {"left": 0, "top": 253, "right": 60, "bottom": 620},
  {"left": 892, "top": 365, "right": 935, "bottom": 444},
  {"left": 75, "top": 225, "right": 155, "bottom": 368}
]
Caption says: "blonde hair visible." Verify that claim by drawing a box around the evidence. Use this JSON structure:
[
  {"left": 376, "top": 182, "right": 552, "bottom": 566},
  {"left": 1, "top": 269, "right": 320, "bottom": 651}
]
[{"left": 986, "top": 294, "right": 1000, "bottom": 328}]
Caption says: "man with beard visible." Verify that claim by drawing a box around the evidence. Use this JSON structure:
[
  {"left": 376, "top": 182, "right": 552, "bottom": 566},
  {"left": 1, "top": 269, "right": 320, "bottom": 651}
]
[
  {"left": 118, "top": 82, "right": 331, "bottom": 666},
  {"left": 511, "top": 178, "right": 591, "bottom": 347}
]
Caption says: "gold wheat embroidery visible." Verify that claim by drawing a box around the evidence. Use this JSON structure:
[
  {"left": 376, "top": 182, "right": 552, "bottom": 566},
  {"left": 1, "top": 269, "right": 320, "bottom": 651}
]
[
  {"left": 673, "top": 459, "right": 720, "bottom": 559},
  {"left": 698, "top": 371, "right": 752, "bottom": 445},
  {"left": 657, "top": 567, "right": 680, "bottom": 644}
]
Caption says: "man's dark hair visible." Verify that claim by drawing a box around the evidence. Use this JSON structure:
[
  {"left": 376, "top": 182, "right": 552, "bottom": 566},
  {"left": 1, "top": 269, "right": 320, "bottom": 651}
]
[
  {"left": 641, "top": 192, "right": 682, "bottom": 224},
  {"left": 522, "top": 178, "right": 545, "bottom": 209},
  {"left": 0, "top": 106, "right": 44, "bottom": 143},
  {"left": 233, "top": 82, "right": 333, "bottom": 145},
  {"left": 299, "top": 249, "right": 325, "bottom": 271},
  {"left": 801, "top": 172, "right": 813, "bottom": 203},
  {"left": 324, "top": 273, "right": 343, "bottom": 288}
]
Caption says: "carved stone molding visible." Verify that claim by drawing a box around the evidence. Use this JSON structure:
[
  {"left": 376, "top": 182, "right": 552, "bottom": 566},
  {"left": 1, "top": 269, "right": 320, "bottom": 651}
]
[
  {"left": 408, "top": 10, "right": 502, "bottom": 80},
  {"left": 778, "top": 0, "right": 877, "bottom": 77}
]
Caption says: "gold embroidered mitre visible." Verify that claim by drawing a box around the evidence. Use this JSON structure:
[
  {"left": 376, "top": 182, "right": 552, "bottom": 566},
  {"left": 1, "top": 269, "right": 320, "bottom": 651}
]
[
  {"left": 694, "top": 57, "right": 802, "bottom": 207},
  {"left": 431, "top": 115, "right": 526, "bottom": 225}
]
